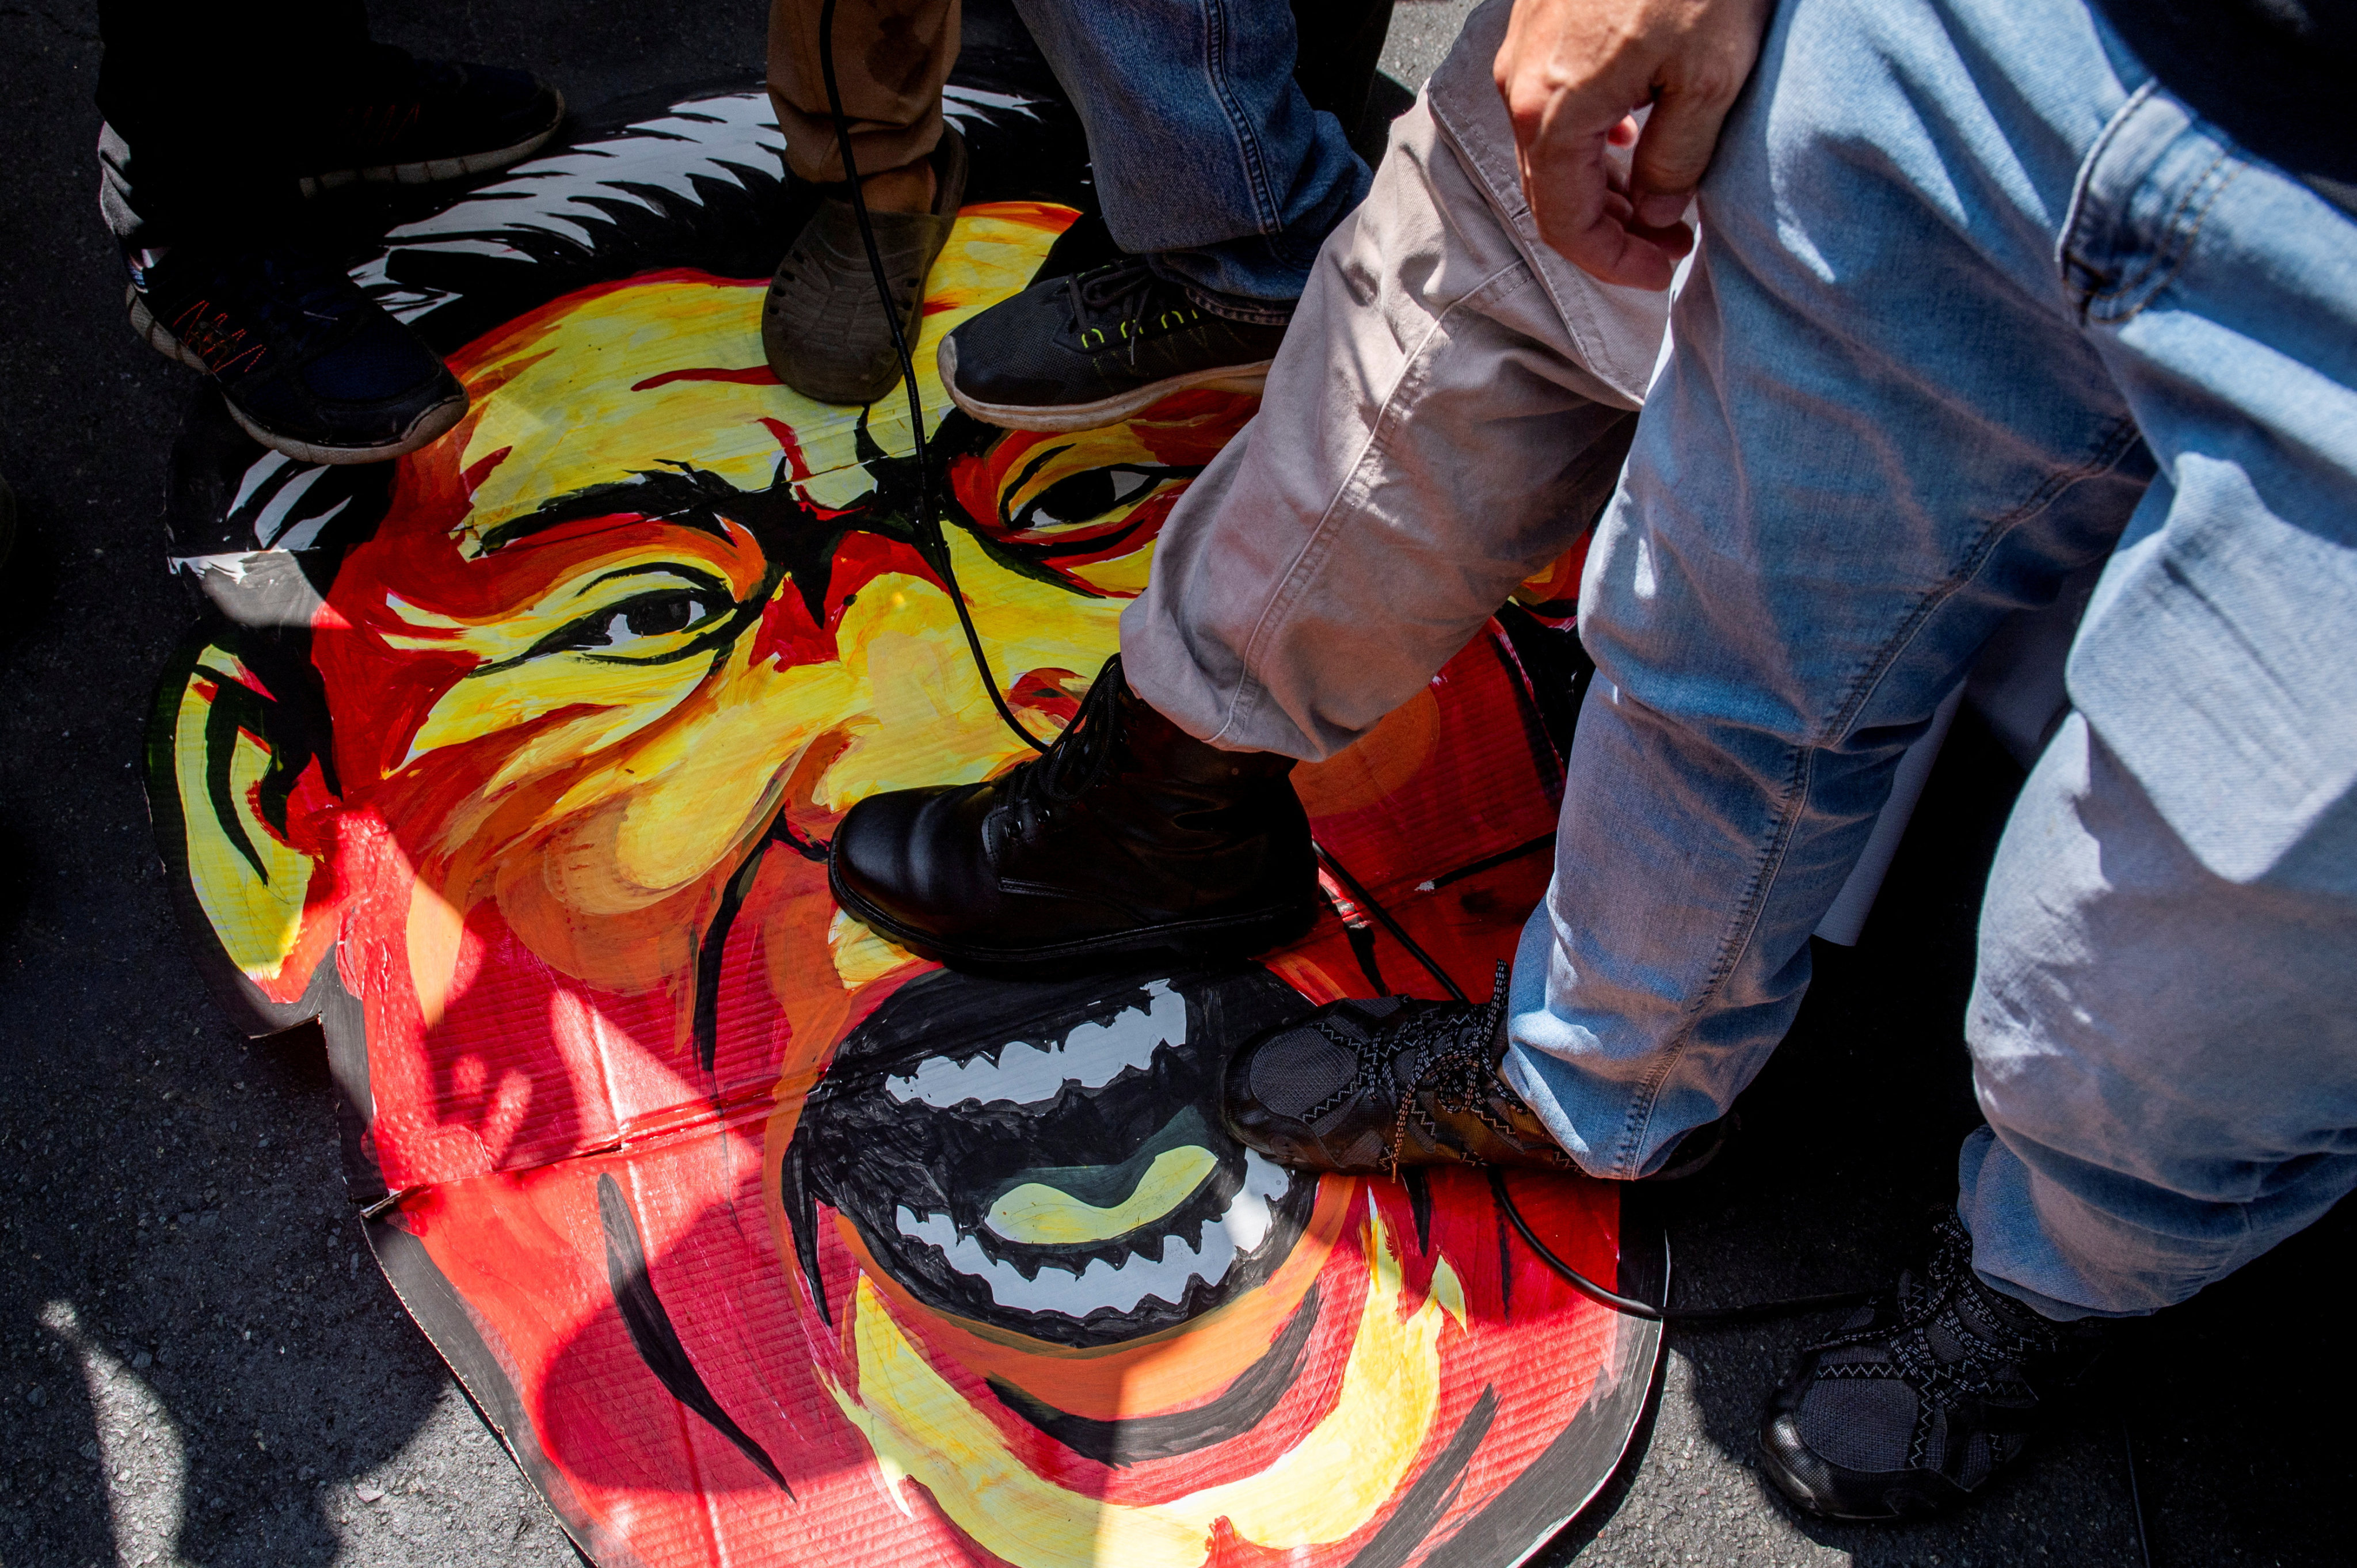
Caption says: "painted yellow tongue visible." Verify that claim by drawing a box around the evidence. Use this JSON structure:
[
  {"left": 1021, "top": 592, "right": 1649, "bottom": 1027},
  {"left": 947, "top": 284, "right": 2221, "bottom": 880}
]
[{"left": 984, "top": 1145, "right": 1219, "bottom": 1246}]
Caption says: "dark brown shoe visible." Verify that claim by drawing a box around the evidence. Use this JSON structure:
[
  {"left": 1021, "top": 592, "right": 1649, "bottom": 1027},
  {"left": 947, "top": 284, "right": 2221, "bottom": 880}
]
[
  {"left": 827, "top": 655, "right": 1320, "bottom": 977},
  {"left": 764, "top": 127, "right": 968, "bottom": 405},
  {"left": 1222, "top": 965, "right": 1575, "bottom": 1175}
]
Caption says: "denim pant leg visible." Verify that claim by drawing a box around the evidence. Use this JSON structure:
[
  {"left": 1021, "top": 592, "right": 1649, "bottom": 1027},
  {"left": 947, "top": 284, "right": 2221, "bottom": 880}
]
[
  {"left": 1008, "top": 0, "right": 1370, "bottom": 310},
  {"left": 1959, "top": 717, "right": 2357, "bottom": 1319},
  {"left": 1956, "top": 75, "right": 2357, "bottom": 1314},
  {"left": 1501, "top": 0, "right": 2157, "bottom": 1177}
]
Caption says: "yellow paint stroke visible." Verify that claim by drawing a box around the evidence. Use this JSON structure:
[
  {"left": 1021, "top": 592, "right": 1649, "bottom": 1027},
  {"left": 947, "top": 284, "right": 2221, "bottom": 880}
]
[
  {"left": 985, "top": 1148, "right": 1219, "bottom": 1247},
  {"left": 175, "top": 668, "right": 316, "bottom": 982},
  {"left": 454, "top": 205, "right": 1074, "bottom": 540},
  {"left": 825, "top": 1210, "right": 1461, "bottom": 1567},
  {"left": 406, "top": 880, "right": 468, "bottom": 1030}
]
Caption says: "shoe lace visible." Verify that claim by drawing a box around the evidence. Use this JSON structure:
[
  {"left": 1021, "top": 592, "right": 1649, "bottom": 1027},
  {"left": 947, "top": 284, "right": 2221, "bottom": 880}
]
[
  {"left": 1811, "top": 1213, "right": 2060, "bottom": 1468},
  {"left": 999, "top": 661, "right": 1124, "bottom": 840},
  {"left": 1351, "top": 963, "right": 1533, "bottom": 1176},
  {"left": 1065, "top": 260, "right": 1194, "bottom": 366}
]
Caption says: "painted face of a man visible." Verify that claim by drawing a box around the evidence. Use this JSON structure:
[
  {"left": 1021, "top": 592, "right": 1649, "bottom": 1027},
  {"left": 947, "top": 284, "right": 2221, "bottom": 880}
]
[
  {"left": 294, "top": 212, "right": 1463, "bottom": 1553},
  {"left": 154, "top": 105, "right": 1649, "bottom": 1568},
  {"left": 311, "top": 209, "right": 1252, "bottom": 1035}
]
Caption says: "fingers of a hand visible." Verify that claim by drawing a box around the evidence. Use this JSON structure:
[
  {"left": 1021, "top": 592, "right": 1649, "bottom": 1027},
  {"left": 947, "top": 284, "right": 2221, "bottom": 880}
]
[
  {"left": 1495, "top": 1, "right": 1563, "bottom": 152},
  {"left": 1523, "top": 115, "right": 1614, "bottom": 253},
  {"left": 1548, "top": 208, "right": 1680, "bottom": 291},
  {"left": 1630, "top": 215, "right": 1697, "bottom": 264},
  {"left": 1629, "top": 29, "right": 1764, "bottom": 224},
  {"left": 1629, "top": 93, "right": 1728, "bottom": 224},
  {"left": 1518, "top": 107, "right": 1676, "bottom": 288}
]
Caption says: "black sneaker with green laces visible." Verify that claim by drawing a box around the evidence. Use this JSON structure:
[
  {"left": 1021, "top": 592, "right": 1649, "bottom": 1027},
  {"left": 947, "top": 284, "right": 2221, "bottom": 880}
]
[
  {"left": 939, "top": 257, "right": 1290, "bottom": 432},
  {"left": 127, "top": 243, "right": 466, "bottom": 465},
  {"left": 1760, "top": 1211, "right": 2109, "bottom": 1521}
]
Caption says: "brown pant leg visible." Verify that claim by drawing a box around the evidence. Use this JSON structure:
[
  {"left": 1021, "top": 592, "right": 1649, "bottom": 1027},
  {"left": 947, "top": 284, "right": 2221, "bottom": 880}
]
[{"left": 767, "top": 0, "right": 958, "bottom": 184}]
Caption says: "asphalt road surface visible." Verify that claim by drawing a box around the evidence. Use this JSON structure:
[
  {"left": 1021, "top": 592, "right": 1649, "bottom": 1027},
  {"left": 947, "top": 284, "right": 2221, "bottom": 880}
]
[{"left": 2, "top": 1, "right": 2347, "bottom": 1565}]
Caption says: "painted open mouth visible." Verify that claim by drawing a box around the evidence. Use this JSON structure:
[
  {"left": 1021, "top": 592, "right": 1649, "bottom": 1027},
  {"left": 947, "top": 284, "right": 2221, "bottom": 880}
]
[{"left": 785, "top": 965, "right": 1319, "bottom": 1347}]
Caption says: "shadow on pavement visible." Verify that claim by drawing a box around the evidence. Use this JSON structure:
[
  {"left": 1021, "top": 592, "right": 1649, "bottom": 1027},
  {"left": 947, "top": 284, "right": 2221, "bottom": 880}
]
[{"left": 2, "top": 1017, "right": 489, "bottom": 1566}]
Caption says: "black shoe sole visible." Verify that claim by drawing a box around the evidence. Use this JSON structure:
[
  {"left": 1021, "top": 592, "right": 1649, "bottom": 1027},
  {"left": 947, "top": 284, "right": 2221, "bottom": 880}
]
[
  {"left": 827, "top": 857, "right": 1320, "bottom": 980},
  {"left": 937, "top": 334, "right": 1273, "bottom": 434},
  {"left": 128, "top": 289, "right": 468, "bottom": 466},
  {"left": 296, "top": 89, "right": 567, "bottom": 196}
]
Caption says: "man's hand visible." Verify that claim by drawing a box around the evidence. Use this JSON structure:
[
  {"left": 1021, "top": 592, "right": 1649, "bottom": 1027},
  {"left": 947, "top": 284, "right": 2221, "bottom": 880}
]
[{"left": 1495, "top": 0, "right": 1770, "bottom": 289}]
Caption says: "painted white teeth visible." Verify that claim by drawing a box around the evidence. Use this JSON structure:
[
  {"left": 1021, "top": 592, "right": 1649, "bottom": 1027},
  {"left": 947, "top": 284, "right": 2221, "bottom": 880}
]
[
  {"left": 885, "top": 980, "right": 1186, "bottom": 1109},
  {"left": 895, "top": 1152, "right": 1292, "bottom": 1317}
]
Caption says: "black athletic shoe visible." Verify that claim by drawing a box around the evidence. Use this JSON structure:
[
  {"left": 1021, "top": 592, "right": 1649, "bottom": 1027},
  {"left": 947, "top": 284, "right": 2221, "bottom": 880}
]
[
  {"left": 827, "top": 654, "right": 1320, "bottom": 976},
  {"left": 127, "top": 244, "right": 466, "bottom": 465},
  {"left": 296, "top": 53, "right": 565, "bottom": 196},
  {"left": 939, "top": 257, "right": 1290, "bottom": 432},
  {"left": 1760, "top": 1211, "right": 2108, "bottom": 1521},
  {"left": 1223, "top": 968, "right": 1578, "bottom": 1175}
]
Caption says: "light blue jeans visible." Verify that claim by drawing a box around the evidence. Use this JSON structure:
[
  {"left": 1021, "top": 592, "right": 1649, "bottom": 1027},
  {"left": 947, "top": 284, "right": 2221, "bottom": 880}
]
[
  {"left": 1127, "top": 0, "right": 2354, "bottom": 1319},
  {"left": 1013, "top": 0, "right": 1372, "bottom": 313},
  {"left": 1503, "top": 0, "right": 2357, "bottom": 1316}
]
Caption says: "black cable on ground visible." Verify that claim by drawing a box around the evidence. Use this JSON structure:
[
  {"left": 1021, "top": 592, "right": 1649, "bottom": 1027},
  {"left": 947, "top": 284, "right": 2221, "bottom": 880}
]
[
  {"left": 1313, "top": 841, "right": 1467, "bottom": 1003},
  {"left": 819, "top": 9, "right": 1866, "bottom": 1334},
  {"left": 1487, "top": 1168, "right": 1872, "bottom": 1326},
  {"left": 817, "top": 0, "right": 1049, "bottom": 758}
]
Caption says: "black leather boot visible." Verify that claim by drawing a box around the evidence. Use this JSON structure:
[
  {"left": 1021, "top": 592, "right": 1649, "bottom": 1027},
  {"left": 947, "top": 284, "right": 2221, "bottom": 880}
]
[{"left": 827, "top": 656, "right": 1320, "bottom": 976}]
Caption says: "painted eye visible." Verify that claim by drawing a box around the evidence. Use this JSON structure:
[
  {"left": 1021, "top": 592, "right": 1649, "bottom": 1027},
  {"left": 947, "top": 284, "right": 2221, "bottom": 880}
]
[
  {"left": 1010, "top": 466, "right": 1167, "bottom": 535},
  {"left": 555, "top": 588, "right": 726, "bottom": 657},
  {"left": 611, "top": 595, "right": 698, "bottom": 638}
]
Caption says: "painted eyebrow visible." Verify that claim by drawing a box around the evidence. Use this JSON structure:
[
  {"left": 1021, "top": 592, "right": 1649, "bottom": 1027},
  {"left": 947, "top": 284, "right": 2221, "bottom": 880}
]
[
  {"left": 570, "top": 562, "right": 732, "bottom": 600},
  {"left": 479, "top": 469, "right": 742, "bottom": 553}
]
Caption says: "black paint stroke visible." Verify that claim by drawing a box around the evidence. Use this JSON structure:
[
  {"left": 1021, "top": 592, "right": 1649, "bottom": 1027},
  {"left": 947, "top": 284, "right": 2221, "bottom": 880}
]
[
  {"left": 196, "top": 663, "right": 271, "bottom": 882},
  {"left": 691, "top": 812, "right": 830, "bottom": 1074},
  {"left": 1344, "top": 919, "right": 1389, "bottom": 996},
  {"left": 597, "top": 1174, "right": 793, "bottom": 1495},
  {"left": 986, "top": 1284, "right": 1323, "bottom": 1468},
  {"left": 690, "top": 832, "right": 771, "bottom": 1075},
  {"left": 1495, "top": 1186, "right": 1515, "bottom": 1318},
  {"left": 781, "top": 1138, "right": 830, "bottom": 1325},
  {"left": 1345, "top": 1384, "right": 1500, "bottom": 1568},
  {"left": 1403, "top": 1168, "right": 1433, "bottom": 1257}
]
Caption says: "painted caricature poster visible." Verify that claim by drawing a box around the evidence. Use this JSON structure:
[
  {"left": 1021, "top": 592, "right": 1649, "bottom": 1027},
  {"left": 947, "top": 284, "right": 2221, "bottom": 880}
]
[{"left": 144, "top": 39, "right": 1658, "bottom": 1568}]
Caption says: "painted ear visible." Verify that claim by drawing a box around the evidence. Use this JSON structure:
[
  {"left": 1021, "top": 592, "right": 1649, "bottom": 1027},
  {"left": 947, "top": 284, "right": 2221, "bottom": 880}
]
[{"left": 146, "top": 622, "right": 343, "bottom": 1034}]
